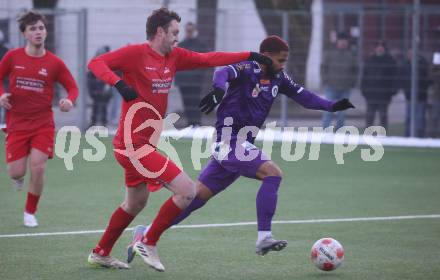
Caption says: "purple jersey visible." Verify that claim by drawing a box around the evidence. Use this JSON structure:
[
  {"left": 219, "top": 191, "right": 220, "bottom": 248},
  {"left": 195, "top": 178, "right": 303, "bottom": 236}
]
[{"left": 213, "top": 61, "right": 333, "bottom": 143}]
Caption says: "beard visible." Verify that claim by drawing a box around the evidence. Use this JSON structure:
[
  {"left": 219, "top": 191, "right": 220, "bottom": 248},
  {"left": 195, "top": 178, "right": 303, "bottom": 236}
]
[{"left": 266, "top": 65, "right": 279, "bottom": 79}]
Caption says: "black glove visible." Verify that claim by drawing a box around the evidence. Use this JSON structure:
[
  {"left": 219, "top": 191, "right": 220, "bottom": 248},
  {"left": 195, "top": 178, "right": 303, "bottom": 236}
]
[
  {"left": 248, "top": 52, "right": 273, "bottom": 67},
  {"left": 332, "top": 98, "right": 355, "bottom": 112},
  {"left": 199, "top": 87, "right": 225, "bottom": 114},
  {"left": 114, "top": 80, "right": 138, "bottom": 102}
]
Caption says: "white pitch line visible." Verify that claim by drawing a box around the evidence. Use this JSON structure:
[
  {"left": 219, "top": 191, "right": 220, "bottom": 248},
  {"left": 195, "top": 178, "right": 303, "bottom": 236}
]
[{"left": 0, "top": 214, "right": 439, "bottom": 238}]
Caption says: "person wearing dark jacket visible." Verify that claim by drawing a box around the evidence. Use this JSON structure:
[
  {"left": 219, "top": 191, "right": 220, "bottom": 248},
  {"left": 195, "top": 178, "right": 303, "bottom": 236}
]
[
  {"left": 87, "top": 45, "right": 113, "bottom": 127},
  {"left": 174, "top": 22, "right": 207, "bottom": 126},
  {"left": 398, "top": 49, "right": 431, "bottom": 137},
  {"left": 321, "top": 32, "right": 358, "bottom": 130},
  {"left": 361, "top": 41, "right": 397, "bottom": 130}
]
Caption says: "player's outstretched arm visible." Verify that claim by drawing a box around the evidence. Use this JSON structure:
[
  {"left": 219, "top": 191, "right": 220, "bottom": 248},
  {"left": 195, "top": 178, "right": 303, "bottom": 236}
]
[
  {"left": 281, "top": 72, "right": 355, "bottom": 112},
  {"left": 175, "top": 48, "right": 272, "bottom": 71}
]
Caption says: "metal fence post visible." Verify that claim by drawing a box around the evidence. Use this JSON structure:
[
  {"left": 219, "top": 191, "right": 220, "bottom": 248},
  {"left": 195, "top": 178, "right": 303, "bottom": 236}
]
[
  {"left": 410, "top": 0, "right": 420, "bottom": 137},
  {"left": 280, "top": 11, "right": 288, "bottom": 127},
  {"left": 78, "top": 8, "right": 88, "bottom": 132}
]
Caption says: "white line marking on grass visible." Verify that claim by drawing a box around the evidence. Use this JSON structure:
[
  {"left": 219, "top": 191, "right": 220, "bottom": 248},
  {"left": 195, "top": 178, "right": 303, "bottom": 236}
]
[{"left": 1, "top": 214, "right": 439, "bottom": 238}]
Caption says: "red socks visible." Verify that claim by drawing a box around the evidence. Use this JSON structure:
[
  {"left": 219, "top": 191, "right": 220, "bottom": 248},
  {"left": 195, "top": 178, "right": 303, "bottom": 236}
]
[
  {"left": 144, "top": 197, "right": 182, "bottom": 246},
  {"left": 94, "top": 207, "right": 134, "bottom": 256},
  {"left": 25, "top": 192, "right": 40, "bottom": 214},
  {"left": 94, "top": 198, "right": 182, "bottom": 255}
]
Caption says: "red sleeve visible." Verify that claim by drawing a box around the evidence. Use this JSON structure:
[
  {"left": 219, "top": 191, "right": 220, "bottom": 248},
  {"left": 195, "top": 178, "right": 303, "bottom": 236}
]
[
  {"left": 57, "top": 59, "right": 79, "bottom": 103},
  {"left": 87, "top": 45, "right": 141, "bottom": 86},
  {"left": 0, "top": 50, "right": 12, "bottom": 96},
  {"left": 174, "top": 47, "right": 250, "bottom": 71}
]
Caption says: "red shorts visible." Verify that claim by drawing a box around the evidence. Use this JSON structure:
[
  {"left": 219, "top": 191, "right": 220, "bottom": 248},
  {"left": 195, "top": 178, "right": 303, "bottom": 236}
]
[
  {"left": 5, "top": 127, "right": 54, "bottom": 163},
  {"left": 113, "top": 148, "right": 182, "bottom": 192}
]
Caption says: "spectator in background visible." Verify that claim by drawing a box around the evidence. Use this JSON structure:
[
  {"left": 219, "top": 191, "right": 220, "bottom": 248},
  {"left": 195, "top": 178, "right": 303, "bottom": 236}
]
[
  {"left": 0, "top": 30, "right": 8, "bottom": 125},
  {"left": 0, "top": 30, "right": 8, "bottom": 59},
  {"left": 398, "top": 49, "right": 431, "bottom": 138},
  {"left": 107, "top": 82, "right": 121, "bottom": 127},
  {"left": 87, "top": 45, "right": 112, "bottom": 127},
  {"left": 428, "top": 56, "right": 440, "bottom": 137},
  {"left": 321, "top": 32, "right": 358, "bottom": 130},
  {"left": 361, "top": 41, "right": 397, "bottom": 130},
  {"left": 174, "top": 22, "right": 207, "bottom": 126}
]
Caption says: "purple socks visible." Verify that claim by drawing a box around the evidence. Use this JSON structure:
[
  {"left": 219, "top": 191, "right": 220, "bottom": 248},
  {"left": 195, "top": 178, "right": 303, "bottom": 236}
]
[{"left": 256, "top": 176, "right": 281, "bottom": 231}]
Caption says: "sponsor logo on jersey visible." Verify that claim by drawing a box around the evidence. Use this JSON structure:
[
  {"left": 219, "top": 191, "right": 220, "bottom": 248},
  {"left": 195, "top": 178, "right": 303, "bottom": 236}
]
[
  {"left": 152, "top": 78, "right": 172, "bottom": 94},
  {"left": 164, "top": 67, "right": 170, "bottom": 74},
  {"left": 260, "top": 79, "right": 270, "bottom": 85},
  {"left": 145, "top": 66, "right": 156, "bottom": 71},
  {"left": 14, "top": 65, "right": 25, "bottom": 69},
  {"left": 235, "top": 62, "right": 251, "bottom": 71},
  {"left": 271, "top": 85, "right": 279, "bottom": 97},
  {"left": 252, "top": 84, "right": 261, "bottom": 98},
  {"left": 16, "top": 76, "right": 45, "bottom": 93},
  {"left": 38, "top": 68, "right": 48, "bottom": 76}
]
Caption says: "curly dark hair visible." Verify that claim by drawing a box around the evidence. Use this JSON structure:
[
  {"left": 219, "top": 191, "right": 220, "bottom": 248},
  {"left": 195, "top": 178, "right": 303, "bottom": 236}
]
[
  {"left": 17, "top": 10, "right": 47, "bottom": 33},
  {"left": 146, "top": 7, "right": 181, "bottom": 40},
  {"left": 259, "top": 35, "right": 289, "bottom": 53}
]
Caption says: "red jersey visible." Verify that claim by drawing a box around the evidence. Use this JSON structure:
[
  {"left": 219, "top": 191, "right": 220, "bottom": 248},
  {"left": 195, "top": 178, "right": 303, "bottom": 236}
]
[
  {"left": 0, "top": 48, "right": 79, "bottom": 132},
  {"left": 88, "top": 43, "right": 250, "bottom": 148}
]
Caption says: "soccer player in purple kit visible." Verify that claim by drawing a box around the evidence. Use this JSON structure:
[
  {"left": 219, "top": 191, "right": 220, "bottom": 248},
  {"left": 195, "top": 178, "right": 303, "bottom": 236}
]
[{"left": 127, "top": 35, "right": 354, "bottom": 260}]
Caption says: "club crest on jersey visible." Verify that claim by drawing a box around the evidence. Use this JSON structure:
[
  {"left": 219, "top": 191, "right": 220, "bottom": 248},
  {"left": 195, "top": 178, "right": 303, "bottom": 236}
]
[
  {"left": 38, "top": 68, "right": 48, "bottom": 76},
  {"left": 271, "top": 85, "right": 279, "bottom": 97},
  {"left": 252, "top": 84, "right": 261, "bottom": 98}
]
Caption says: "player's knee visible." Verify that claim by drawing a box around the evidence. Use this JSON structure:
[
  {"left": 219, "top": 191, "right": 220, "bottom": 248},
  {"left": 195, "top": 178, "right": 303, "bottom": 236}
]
[
  {"left": 183, "top": 184, "right": 197, "bottom": 202},
  {"left": 123, "top": 199, "right": 146, "bottom": 214},
  {"left": 260, "top": 161, "right": 283, "bottom": 179},
  {"left": 8, "top": 169, "right": 26, "bottom": 180},
  {"left": 8, "top": 168, "right": 26, "bottom": 180},
  {"left": 270, "top": 166, "right": 283, "bottom": 178}
]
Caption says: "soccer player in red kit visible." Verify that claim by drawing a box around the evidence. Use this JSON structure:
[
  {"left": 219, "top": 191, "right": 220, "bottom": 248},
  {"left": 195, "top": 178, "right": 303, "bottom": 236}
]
[
  {"left": 87, "top": 7, "right": 272, "bottom": 271},
  {"left": 0, "top": 11, "right": 78, "bottom": 227}
]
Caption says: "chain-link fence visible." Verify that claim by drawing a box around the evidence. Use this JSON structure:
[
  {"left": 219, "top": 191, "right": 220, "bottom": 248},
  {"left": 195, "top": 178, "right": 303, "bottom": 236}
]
[{"left": 0, "top": 2, "right": 439, "bottom": 138}]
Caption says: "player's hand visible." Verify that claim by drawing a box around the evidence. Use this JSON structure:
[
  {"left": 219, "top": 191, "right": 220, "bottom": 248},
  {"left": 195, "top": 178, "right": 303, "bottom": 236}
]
[
  {"left": 59, "top": 98, "right": 73, "bottom": 112},
  {"left": 0, "top": 93, "right": 12, "bottom": 110},
  {"left": 114, "top": 80, "right": 138, "bottom": 102},
  {"left": 331, "top": 98, "right": 355, "bottom": 112},
  {"left": 248, "top": 52, "right": 273, "bottom": 67},
  {"left": 199, "top": 87, "right": 225, "bottom": 114}
]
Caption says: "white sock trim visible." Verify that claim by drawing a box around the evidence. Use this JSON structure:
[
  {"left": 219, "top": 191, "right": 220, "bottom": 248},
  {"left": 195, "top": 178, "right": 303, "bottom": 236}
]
[{"left": 257, "top": 231, "right": 272, "bottom": 242}]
